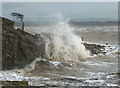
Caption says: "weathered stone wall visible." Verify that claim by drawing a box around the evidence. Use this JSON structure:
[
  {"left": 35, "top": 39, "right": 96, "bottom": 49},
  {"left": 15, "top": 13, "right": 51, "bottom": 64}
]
[{"left": 1, "top": 17, "right": 45, "bottom": 70}]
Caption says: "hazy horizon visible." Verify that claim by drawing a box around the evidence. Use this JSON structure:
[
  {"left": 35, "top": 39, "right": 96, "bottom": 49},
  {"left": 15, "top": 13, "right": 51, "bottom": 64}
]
[{"left": 2, "top": 2, "right": 118, "bottom": 22}]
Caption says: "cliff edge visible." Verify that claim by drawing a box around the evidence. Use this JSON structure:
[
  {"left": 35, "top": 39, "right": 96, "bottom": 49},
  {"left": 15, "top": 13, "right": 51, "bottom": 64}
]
[{"left": 1, "top": 17, "right": 45, "bottom": 70}]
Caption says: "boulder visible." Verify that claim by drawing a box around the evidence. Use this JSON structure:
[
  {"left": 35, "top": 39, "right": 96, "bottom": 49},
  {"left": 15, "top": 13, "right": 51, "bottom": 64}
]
[{"left": 83, "top": 43, "right": 106, "bottom": 55}]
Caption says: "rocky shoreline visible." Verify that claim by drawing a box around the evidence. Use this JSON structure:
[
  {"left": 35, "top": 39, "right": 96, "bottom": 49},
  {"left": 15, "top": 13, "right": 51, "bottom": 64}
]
[
  {"left": 0, "top": 17, "right": 119, "bottom": 87},
  {"left": 1, "top": 17, "right": 46, "bottom": 70},
  {"left": 1, "top": 17, "right": 117, "bottom": 70},
  {"left": 83, "top": 43, "right": 106, "bottom": 55}
]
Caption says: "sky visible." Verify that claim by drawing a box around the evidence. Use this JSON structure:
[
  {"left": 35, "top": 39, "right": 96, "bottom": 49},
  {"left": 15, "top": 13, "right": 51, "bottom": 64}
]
[
  {"left": 2, "top": 2, "right": 118, "bottom": 22},
  {"left": 1, "top": 0, "right": 119, "bottom": 2}
]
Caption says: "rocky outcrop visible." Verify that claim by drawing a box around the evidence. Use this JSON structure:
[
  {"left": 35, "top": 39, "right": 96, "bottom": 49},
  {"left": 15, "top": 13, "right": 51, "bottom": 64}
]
[
  {"left": 2, "top": 17, "right": 46, "bottom": 70},
  {"left": 1, "top": 17, "right": 113, "bottom": 70},
  {"left": 83, "top": 43, "right": 106, "bottom": 55}
]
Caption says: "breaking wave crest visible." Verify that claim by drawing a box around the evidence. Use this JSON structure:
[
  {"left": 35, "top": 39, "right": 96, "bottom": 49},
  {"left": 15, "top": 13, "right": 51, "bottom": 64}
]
[{"left": 38, "top": 14, "right": 90, "bottom": 61}]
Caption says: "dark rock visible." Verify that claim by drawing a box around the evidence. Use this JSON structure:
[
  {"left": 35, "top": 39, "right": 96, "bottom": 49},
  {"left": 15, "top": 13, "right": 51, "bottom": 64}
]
[
  {"left": 2, "top": 81, "right": 28, "bottom": 86},
  {"left": 1, "top": 17, "right": 110, "bottom": 70},
  {"left": 1, "top": 86, "right": 46, "bottom": 88},
  {"left": 83, "top": 43, "right": 106, "bottom": 55},
  {"left": 1, "top": 17, "right": 46, "bottom": 70}
]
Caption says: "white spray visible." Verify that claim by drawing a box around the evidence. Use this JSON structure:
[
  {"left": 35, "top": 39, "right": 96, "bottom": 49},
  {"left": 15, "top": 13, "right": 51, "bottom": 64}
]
[{"left": 39, "top": 14, "right": 90, "bottom": 61}]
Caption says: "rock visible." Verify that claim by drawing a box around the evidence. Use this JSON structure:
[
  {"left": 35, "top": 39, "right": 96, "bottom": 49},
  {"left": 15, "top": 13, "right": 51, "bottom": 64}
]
[
  {"left": 83, "top": 43, "right": 106, "bottom": 55},
  {"left": 1, "top": 86, "right": 42, "bottom": 88},
  {"left": 2, "top": 81, "right": 28, "bottom": 86},
  {"left": 1, "top": 17, "right": 46, "bottom": 70},
  {"left": 1, "top": 17, "right": 110, "bottom": 70}
]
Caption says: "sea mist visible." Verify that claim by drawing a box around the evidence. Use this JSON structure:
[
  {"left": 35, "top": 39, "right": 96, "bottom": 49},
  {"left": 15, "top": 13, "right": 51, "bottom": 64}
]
[{"left": 38, "top": 14, "right": 90, "bottom": 61}]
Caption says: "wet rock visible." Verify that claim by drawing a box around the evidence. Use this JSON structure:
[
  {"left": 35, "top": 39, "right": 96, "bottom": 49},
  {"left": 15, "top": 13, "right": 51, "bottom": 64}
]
[
  {"left": 83, "top": 43, "right": 106, "bottom": 55},
  {"left": 2, "top": 81, "right": 28, "bottom": 86},
  {"left": 1, "top": 17, "right": 46, "bottom": 70},
  {"left": 1, "top": 17, "right": 116, "bottom": 70},
  {"left": 1, "top": 86, "right": 44, "bottom": 88}
]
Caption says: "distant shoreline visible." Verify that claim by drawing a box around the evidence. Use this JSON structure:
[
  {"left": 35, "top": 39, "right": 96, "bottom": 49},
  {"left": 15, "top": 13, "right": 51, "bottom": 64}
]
[
  {"left": 14, "top": 21, "right": 118, "bottom": 27},
  {"left": 69, "top": 21, "right": 118, "bottom": 26}
]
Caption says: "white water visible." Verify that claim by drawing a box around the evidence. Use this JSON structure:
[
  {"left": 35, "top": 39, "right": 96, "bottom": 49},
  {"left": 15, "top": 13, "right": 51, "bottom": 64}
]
[
  {"left": 1, "top": 14, "right": 118, "bottom": 86},
  {"left": 37, "top": 14, "right": 90, "bottom": 61}
]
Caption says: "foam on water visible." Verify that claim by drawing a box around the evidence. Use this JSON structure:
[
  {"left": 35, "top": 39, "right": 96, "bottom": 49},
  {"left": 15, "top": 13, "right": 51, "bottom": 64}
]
[
  {"left": 38, "top": 14, "right": 90, "bottom": 61},
  {"left": 75, "top": 26, "right": 118, "bottom": 32},
  {"left": 82, "top": 61, "right": 115, "bottom": 67},
  {"left": 49, "top": 61, "right": 60, "bottom": 67},
  {"left": 1, "top": 14, "right": 118, "bottom": 86}
]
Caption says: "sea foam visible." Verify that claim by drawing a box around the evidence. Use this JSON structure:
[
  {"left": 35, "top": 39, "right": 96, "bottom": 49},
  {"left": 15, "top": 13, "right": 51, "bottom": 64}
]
[{"left": 38, "top": 14, "right": 90, "bottom": 61}]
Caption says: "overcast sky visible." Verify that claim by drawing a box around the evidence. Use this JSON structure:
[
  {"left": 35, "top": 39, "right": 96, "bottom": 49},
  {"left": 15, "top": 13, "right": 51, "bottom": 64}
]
[
  {"left": 2, "top": 2, "right": 118, "bottom": 21},
  {"left": 1, "top": 0, "right": 119, "bottom": 2}
]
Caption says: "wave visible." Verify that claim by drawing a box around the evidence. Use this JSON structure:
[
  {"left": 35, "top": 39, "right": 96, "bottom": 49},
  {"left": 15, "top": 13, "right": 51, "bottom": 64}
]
[{"left": 38, "top": 14, "right": 90, "bottom": 61}]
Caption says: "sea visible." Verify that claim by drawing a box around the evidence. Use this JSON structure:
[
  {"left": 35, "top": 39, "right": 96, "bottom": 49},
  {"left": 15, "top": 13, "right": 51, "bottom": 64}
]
[{"left": 0, "top": 15, "right": 119, "bottom": 87}]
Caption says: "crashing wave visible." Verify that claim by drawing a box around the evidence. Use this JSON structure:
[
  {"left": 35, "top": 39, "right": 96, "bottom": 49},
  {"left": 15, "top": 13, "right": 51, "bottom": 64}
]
[{"left": 38, "top": 14, "right": 90, "bottom": 61}]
